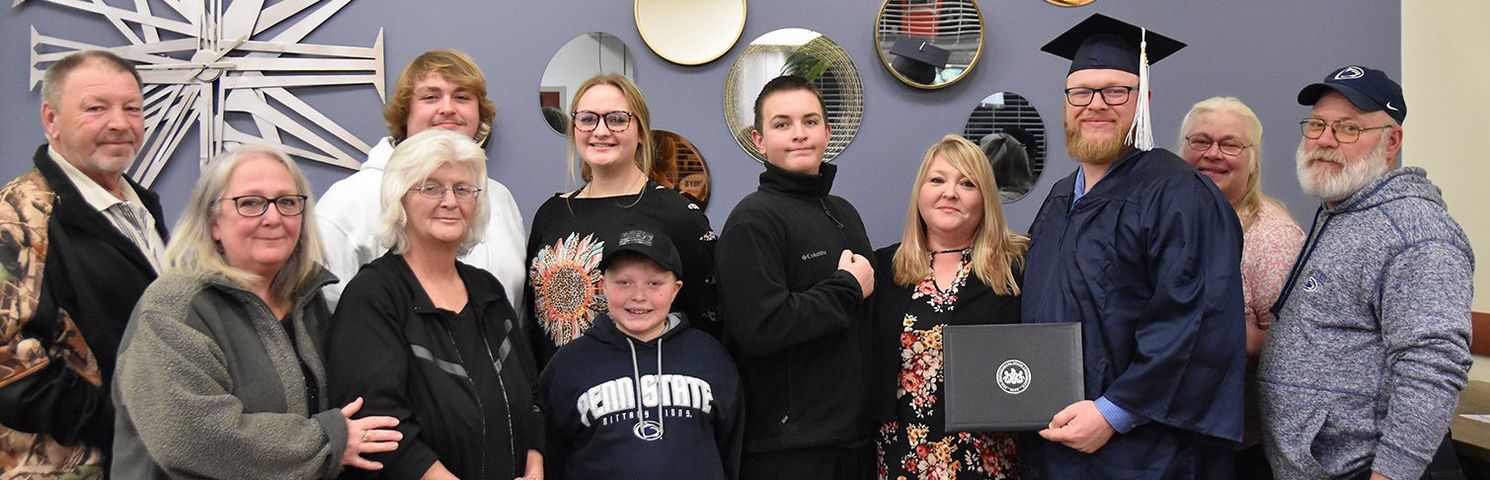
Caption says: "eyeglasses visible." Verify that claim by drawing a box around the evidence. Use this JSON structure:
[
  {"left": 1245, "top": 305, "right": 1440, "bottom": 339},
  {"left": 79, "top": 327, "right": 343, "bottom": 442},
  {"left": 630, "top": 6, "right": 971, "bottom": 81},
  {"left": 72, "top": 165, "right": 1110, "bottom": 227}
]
[
  {"left": 1299, "top": 119, "right": 1393, "bottom": 144},
  {"left": 572, "top": 110, "right": 634, "bottom": 133},
  {"left": 1185, "top": 136, "right": 1252, "bottom": 156},
  {"left": 409, "top": 183, "right": 482, "bottom": 200},
  {"left": 1064, "top": 86, "right": 1136, "bottom": 107},
  {"left": 224, "top": 195, "right": 307, "bottom": 217}
]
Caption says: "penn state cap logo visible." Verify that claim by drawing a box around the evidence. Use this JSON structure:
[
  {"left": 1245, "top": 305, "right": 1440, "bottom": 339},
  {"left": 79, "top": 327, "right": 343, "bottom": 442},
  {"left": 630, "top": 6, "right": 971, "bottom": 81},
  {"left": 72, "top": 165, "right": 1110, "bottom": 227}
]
[
  {"left": 1333, "top": 66, "right": 1366, "bottom": 80},
  {"left": 1301, "top": 270, "right": 1328, "bottom": 293},
  {"left": 997, "top": 359, "right": 1031, "bottom": 394}
]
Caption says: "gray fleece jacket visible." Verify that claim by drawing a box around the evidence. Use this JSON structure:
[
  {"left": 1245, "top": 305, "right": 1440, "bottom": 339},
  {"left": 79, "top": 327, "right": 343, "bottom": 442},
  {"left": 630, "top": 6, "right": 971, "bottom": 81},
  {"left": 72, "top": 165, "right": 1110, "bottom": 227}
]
[
  {"left": 1257, "top": 166, "right": 1473, "bottom": 480},
  {"left": 111, "top": 269, "right": 347, "bottom": 479}
]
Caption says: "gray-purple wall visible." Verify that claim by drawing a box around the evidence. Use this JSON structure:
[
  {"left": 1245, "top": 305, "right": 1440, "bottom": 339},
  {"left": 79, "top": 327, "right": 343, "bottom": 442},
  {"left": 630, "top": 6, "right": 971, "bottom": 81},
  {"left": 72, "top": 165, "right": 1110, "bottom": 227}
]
[{"left": 0, "top": 0, "right": 1401, "bottom": 246}]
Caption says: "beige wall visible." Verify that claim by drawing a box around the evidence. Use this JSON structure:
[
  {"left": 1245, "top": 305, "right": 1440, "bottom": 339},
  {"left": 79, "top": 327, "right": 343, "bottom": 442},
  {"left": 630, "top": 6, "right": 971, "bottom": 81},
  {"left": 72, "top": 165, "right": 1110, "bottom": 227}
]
[{"left": 1402, "top": 1, "right": 1490, "bottom": 381}]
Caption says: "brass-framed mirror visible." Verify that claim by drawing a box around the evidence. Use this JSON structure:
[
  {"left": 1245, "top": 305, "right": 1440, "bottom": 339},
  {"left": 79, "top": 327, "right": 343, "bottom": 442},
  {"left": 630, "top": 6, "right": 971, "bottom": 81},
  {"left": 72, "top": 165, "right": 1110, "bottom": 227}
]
[
  {"left": 874, "top": 0, "right": 985, "bottom": 89},
  {"left": 962, "top": 92, "right": 1046, "bottom": 203},
  {"left": 539, "top": 33, "right": 637, "bottom": 135},
  {"left": 634, "top": 0, "right": 746, "bottom": 66},
  {"left": 723, "top": 28, "right": 864, "bottom": 163},
  {"left": 1045, "top": 0, "right": 1097, "bottom": 7},
  {"left": 651, "top": 130, "right": 712, "bottom": 209}
]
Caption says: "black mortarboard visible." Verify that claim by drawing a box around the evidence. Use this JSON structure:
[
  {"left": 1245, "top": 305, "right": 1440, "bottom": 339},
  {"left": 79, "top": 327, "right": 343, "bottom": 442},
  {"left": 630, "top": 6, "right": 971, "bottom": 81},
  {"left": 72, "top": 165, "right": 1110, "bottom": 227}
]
[
  {"left": 1040, "top": 13, "right": 1185, "bottom": 75},
  {"left": 890, "top": 37, "right": 951, "bottom": 84}
]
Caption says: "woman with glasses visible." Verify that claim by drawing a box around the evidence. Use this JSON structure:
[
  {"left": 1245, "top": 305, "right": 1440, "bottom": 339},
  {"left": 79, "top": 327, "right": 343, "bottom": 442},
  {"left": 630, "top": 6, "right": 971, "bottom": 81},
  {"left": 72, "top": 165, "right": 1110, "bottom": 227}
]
[
  {"left": 1176, "top": 96, "right": 1304, "bottom": 477},
  {"left": 524, "top": 73, "right": 717, "bottom": 366},
  {"left": 112, "top": 144, "right": 401, "bottom": 479},
  {"left": 324, "top": 129, "right": 544, "bottom": 480}
]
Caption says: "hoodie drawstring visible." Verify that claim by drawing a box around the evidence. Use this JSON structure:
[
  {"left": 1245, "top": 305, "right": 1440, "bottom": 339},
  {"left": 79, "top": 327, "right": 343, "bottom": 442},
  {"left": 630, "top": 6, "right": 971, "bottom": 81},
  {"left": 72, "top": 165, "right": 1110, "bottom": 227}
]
[{"left": 626, "top": 336, "right": 665, "bottom": 441}]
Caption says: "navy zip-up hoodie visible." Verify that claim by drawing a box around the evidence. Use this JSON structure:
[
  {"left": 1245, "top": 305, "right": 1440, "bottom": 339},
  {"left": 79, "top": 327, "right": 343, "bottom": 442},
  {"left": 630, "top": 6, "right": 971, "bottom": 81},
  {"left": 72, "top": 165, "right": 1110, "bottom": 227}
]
[{"left": 538, "top": 313, "right": 744, "bottom": 479}]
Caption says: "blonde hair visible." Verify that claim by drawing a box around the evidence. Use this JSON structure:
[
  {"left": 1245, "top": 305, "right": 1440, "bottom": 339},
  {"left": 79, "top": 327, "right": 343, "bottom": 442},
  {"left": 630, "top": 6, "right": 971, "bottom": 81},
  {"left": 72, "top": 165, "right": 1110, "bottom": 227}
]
[
  {"left": 384, "top": 49, "right": 497, "bottom": 143},
  {"left": 1178, "top": 96, "right": 1270, "bottom": 229},
  {"left": 376, "top": 129, "right": 491, "bottom": 255},
  {"left": 164, "top": 144, "right": 326, "bottom": 302},
  {"left": 893, "top": 135, "right": 1027, "bottom": 295},
  {"left": 566, "top": 74, "right": 655, "bottom": 185}
]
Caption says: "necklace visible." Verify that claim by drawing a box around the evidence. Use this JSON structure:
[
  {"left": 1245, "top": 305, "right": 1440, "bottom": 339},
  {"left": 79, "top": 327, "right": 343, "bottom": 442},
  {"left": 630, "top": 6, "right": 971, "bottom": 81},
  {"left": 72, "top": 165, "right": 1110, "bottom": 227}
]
[{"left": 931, "top": 247, "right": 969, "bottom": 255}]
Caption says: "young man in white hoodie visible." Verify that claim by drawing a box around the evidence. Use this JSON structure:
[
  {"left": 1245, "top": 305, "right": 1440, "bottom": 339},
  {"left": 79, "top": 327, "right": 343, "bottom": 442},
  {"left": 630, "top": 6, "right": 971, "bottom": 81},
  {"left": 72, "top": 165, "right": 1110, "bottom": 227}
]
[{"left": 317, "top": 49, "right": 525, "bottom": 309}]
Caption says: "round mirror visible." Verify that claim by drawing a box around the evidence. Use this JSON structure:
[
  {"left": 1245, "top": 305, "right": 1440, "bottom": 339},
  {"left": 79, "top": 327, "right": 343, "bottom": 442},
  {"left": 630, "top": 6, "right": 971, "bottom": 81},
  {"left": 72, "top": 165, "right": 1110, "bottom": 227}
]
[
  {"left": 651, "top": 130, "right": 712, "bottom": 209},
  {"left": 634, "top": 0, "right": 746, "bottom": 66},
  {"left": 723, "top": 28, "right": 864, "bottom": 163},
  {"left": 962, "top": 92, "right": 1046, "bottom": 203},
  {"left": 1045, "top": 0, "right": 1097, "bottom": 7},
  {"left": 539, "top": 33, "right": 638, "bottom": 135},
  {"left": 874, "top": 0, "right": 984, "bottom": 89}
]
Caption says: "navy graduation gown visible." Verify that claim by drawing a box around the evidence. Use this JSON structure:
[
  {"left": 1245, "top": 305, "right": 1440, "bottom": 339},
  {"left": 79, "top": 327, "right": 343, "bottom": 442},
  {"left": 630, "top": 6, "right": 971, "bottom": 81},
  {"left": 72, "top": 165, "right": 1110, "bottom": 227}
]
[{"left": 1022, "top": 148, "right": 1245, "bottom": 479}]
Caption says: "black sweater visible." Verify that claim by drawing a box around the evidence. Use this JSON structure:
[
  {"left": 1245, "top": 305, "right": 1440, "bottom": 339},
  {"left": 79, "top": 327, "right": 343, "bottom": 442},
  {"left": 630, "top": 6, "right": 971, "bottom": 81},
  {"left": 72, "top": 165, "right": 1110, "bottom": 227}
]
[
  {"left": 715, "top": 162, "right": 875, "bottom": 453},
  {"left": 537, "top": 314, "right": 744, "bottom": 480},
  {"left": 524, "top": 182, "right": 718, "bottom": 366},
  {"left": 326, "top": 253, "right": 542, "bottom": 479}
]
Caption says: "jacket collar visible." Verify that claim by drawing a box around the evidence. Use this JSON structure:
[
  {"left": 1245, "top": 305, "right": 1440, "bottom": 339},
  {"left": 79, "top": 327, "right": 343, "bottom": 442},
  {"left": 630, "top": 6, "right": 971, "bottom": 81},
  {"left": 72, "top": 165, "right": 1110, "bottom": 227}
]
[
  {"left": 759, "top": 161, "right": 837, "bottom": 198},
  {"left": 381, "top": 252, "right": 502, "bottom": 315},
  {"left": 202, "top": 266, "right": 337, "bottom": 311},
  {"left": 32, "top": 144, "right": 168, "bottom": 273}
]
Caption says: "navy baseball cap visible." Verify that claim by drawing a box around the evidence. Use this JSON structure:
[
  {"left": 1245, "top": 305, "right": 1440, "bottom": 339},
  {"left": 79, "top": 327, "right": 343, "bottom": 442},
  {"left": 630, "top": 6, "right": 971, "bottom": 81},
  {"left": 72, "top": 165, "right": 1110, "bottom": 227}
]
[
  {"left": 600, "top": 225, "right": 682, "bottom": 276},
  {"left": 1298, "top": 65, "right": 1406, "bottom": 124}
]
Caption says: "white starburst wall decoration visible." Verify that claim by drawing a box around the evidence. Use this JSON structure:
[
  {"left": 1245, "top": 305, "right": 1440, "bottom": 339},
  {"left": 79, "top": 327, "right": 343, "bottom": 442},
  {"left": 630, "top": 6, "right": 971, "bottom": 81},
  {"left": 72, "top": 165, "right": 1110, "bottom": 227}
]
[{"left": 16, "top": 0, "right": 386, "bottom": 186}]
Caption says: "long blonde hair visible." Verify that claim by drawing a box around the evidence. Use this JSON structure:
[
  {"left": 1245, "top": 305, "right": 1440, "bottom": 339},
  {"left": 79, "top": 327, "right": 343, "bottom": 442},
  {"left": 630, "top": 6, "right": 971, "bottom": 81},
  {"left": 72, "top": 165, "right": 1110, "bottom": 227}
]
[
  {"left": 893, "top": 135, "right": 1027, "bottom": 294},
  {"left": 164, "top": 144, "right": 326, "bottom": 302},
  {"left": 1178, "top": 96, "right": 1271, "bottom": 229}
]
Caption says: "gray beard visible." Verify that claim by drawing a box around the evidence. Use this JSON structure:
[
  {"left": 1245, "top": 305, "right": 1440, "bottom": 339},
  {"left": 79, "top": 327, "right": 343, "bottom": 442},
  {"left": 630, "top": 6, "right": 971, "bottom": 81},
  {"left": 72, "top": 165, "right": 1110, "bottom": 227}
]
[{"left": 1295, "top": 134, "right": 1391, "bottom": 204}]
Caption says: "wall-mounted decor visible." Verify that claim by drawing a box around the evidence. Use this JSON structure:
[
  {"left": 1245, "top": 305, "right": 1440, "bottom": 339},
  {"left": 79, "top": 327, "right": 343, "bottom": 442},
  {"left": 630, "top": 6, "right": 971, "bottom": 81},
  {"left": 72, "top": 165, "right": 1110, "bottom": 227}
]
[
  {"left": 539, "top": 32, "right": 637, "bottom": 135},
  {"left": 722, "top": 28, "right": 863, "bottom": 163},
  {"left": 874, "top": 0, "right": 984, "bottom": 89},
  {"left": 1045, "top": 0, "right": 1097, "bottom": 7},
  {"left": 17, "top": 0, "right": 386, "bottom": 187},
  {"left": 634, "top": 0, "right": 745, "bottom": 66},
  {"left": 962, "top": 92, "right": 1045, "bottom": 202},
  {"left": 651, "top": 130, "right": 711, "bottom": 208}
]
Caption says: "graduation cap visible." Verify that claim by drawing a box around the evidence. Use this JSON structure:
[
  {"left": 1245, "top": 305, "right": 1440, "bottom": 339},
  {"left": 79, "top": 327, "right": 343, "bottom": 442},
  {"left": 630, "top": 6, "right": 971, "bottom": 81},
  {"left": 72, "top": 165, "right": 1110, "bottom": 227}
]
[
  {"left": 1041, "top": 13, "right": 1185, "bottom": 151},
  {"left": 890, "top": 37, "right": 951, "bottom": 84}
]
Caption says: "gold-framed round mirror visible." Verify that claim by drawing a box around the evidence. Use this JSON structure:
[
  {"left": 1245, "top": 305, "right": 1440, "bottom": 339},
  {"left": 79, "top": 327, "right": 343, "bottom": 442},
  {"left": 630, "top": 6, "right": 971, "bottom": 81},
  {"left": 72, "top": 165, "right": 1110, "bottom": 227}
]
[
  {"left": 1045, "top": 0, "right": 1097, "bottom": 7},
  {"left": 651, "top": 130, "right": 712, "bottom": 209},
  {"left": 539, "top": 32, "right": 638, "bottom": 135},
  {"left": 874, "top": 0, "right": 984, "bottom": 89},
  {"left": 723, "top": 28, "right": 864, "bottom": 163},
  {"left": 962, "top": 91, "right": 1046, "bottom": 203},
  {"left": 634, "top": 0, "right": 746, "bottom": 66}
]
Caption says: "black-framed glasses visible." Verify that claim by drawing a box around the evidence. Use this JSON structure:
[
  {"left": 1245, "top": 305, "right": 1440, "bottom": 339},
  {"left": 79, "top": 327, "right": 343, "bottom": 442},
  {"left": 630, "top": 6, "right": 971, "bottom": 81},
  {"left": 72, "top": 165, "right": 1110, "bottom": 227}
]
[
  {"left": 409, "top": 183, "right": 482, "bottom": 200},
  {"left": 1064, "top": 86, "right": 1136, "bottom": 107},
  {"left": 1299, "top": 119, "right": 1393, "bottom": 144},
  {"left": 572, "top": 110, "right": 634, "bottom": 133},
  {"left": 1185, "top": 135, "right": 1252, "bottom": 156},
  {"left": 224, "top": 195, "right": 307, "bottom": 217}
]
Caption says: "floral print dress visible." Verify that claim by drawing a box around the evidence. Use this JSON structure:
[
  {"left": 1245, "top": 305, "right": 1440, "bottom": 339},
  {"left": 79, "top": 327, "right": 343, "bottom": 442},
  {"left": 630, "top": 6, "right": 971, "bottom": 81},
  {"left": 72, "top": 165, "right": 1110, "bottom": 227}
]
[{"left": 877, "top": 250, "right": 1018, "bottom": 480}]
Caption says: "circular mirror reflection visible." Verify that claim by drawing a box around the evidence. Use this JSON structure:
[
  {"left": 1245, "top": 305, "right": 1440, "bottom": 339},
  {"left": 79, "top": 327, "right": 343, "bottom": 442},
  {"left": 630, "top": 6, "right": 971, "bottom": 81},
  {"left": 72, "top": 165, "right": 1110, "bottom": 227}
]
[
  {"left": 723, "top": 28, "right": 864, "bottom": 163},
  {"left": 634, "top": 0, "right": 746, "bottom": 66},
  {"left": 539, "top": 33, "right": 637, "bottom": 135},
  {"left": 651, "top": 130, "right": 712, "bottom": 209},
  {"left": 874, "top": 0, "right": 984, "bottom": 89},
  {"left": 962, "top": 92, "right": 1045, "bottom": 203}
]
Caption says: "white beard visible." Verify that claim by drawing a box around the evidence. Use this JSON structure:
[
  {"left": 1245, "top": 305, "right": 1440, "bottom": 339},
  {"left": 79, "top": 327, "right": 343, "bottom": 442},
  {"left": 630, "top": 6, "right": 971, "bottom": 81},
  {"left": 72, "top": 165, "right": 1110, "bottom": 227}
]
[{"left": 1295, "top": 134, "right": 1391, "bottom": 204}]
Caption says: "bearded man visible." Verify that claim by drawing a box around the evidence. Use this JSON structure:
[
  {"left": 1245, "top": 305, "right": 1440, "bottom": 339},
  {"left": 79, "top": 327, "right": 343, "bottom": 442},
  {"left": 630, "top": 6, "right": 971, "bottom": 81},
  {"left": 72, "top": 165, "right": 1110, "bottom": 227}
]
[
  {"left": 1021, "top": 14, "right": 1248, "bottom": 479},
  {"left": 1257, "top": 65, "right": 1472, "bottom": 480}
]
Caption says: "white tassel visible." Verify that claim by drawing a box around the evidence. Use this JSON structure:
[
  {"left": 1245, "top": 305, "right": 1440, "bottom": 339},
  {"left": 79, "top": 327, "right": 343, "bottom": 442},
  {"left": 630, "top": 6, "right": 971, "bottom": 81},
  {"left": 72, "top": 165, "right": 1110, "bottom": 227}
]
[{"left": 1125, "top": 28, "right": 1154, "bottom": 151}]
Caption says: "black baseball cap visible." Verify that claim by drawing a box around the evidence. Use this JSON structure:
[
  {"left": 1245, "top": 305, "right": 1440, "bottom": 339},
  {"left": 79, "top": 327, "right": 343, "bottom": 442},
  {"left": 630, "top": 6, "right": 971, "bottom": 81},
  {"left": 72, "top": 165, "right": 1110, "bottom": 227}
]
[
  {"left": 600, "top": 225, "right": 682, "bottom": 276},
  {"left": 1297, "top": 65, "right": 1406, "bottom": 124}
]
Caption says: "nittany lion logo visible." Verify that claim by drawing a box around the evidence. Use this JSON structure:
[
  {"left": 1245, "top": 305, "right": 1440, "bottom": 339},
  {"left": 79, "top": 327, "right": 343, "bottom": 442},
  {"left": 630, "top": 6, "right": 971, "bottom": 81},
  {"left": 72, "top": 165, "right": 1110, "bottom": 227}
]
[
  {"left": 1334, "top": 66, "right": 1366, "bottom": 80},
  {"left": 997, "top": 359, "right": 1031, "bottom": 395}
]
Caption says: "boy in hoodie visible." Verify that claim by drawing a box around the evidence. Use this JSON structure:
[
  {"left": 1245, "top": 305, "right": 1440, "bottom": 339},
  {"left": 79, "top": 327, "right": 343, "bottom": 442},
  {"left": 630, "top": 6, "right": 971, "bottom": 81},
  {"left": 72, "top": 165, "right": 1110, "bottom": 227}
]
[
  {"left": 715, "top": 75, "right": 877, "bottom": 479},
  {"left": 538, "top": 225, "right": 744, "bottom": 480}
]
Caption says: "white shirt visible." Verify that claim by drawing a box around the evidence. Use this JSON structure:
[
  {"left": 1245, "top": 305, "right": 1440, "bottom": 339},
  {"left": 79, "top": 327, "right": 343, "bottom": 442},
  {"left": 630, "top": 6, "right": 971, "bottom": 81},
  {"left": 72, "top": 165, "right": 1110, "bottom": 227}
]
[
  {"left": 316, "top": 137, "right": 528, "bottom": 311},
  {"left": 48, "top": 147, "right": 167, "bottom": 273}
]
